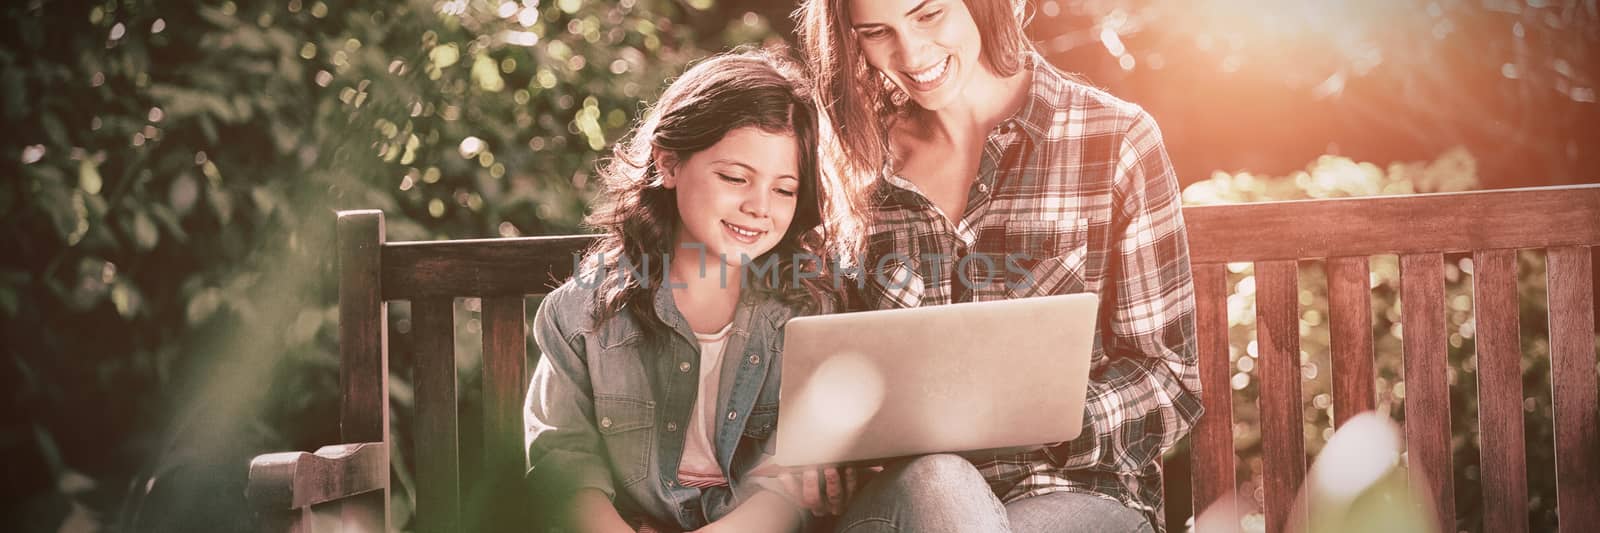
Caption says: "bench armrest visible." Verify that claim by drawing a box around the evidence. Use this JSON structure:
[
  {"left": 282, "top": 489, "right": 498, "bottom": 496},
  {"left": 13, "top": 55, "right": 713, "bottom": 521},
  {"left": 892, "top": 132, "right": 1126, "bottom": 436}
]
[{"left": 247, "top": 442, "right": 388, "bottom": 510}]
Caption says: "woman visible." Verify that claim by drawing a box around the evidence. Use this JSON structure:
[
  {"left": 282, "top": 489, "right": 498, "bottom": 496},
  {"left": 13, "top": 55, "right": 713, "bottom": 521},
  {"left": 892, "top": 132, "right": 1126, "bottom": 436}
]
[
  {"left": 797, "top": 1, "right": 1202, "bottom": 532},
  {"left": 525, "top": 48, "right": 844, "bottom": 532}
]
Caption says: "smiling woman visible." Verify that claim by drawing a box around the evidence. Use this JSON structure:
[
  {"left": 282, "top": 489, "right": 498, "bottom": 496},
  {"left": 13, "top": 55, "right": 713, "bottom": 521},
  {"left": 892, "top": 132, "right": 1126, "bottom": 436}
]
[{"left": 798, "top": 0, "right": 1202, "bottom": 531}]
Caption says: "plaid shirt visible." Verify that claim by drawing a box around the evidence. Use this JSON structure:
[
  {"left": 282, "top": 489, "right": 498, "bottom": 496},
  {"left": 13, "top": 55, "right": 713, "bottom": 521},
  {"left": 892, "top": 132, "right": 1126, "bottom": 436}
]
[{"left": 855, "top": 54, "right": 1203, "bottom": 532}]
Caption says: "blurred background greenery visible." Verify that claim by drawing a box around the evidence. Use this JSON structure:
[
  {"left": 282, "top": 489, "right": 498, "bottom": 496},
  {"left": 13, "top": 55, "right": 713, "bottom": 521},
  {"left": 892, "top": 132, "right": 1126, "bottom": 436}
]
[{"left": 2, "top": 1, "right": 1595, "bottom": 532}]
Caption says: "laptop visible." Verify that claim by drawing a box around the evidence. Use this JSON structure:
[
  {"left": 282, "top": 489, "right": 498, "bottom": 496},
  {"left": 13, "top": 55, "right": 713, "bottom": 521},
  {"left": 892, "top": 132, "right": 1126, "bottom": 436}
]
[{"left": 771, "top": 293, "right": 1099, "bottom": 467}]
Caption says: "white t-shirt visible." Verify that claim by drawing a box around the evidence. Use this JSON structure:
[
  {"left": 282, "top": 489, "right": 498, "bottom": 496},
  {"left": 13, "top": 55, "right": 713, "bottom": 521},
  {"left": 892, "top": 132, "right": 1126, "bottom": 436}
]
[{"left": 677, "top": 322, "right": 733, "bottom": 488}]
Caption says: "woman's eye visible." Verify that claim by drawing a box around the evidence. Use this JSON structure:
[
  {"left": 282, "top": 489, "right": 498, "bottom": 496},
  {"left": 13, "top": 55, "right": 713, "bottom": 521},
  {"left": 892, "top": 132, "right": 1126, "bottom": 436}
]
[
  {"left": 858, "top": 27, "right": 889, "bottom": 40},
  {"left": 775, "top": 188, "right": 798, "bottom": 198},
  {"left": 917, "top": 9, "right": 943, "bottom": 23},
  {"left": 718, "top": 174, "right": 746, "bottom": 184}
]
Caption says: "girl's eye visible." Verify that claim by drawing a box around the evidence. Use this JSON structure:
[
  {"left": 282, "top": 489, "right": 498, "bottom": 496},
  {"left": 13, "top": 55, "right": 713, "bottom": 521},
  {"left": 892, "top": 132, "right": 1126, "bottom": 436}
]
[
  {"left": 775, "top": 188, "right": 798, "bottom": 198},
  {"left": 718, "top": 174, "right": 747, "bottom": 184},
  {"left": 857, "top": 27, "right": 889, "bottom": 40},
  {"left": 917, "top": 9, "right": 943, "bottom": 24}
]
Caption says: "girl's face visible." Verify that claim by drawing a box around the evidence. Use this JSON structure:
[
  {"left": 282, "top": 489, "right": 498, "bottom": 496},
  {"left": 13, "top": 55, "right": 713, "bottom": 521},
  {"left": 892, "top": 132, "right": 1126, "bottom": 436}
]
[
  {"left": 849, "top": 0, "right": 984, "bottom": 112},
  {"left": 662, "top": 126, "right": 802, "bottom": 269}
]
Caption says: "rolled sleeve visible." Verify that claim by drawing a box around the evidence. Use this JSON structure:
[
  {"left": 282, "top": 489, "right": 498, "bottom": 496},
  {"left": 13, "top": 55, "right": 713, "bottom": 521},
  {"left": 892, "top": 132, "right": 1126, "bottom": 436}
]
[
  {"left": 1047, "top": 110, "right": 1203, "bottom": 473},
  {"left": 525, "top": 287, "right": 616, "bottom": 499}
]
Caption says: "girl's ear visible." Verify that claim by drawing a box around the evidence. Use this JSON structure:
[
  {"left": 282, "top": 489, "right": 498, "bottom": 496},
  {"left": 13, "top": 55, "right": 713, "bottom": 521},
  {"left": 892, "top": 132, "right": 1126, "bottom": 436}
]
[{"left": 654, "top": 150, "right": 679, "bottom": 189}]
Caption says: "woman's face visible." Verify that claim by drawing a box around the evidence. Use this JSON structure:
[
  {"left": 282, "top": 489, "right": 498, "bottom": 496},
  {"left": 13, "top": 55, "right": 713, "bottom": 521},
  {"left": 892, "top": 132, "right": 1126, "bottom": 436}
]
[
  {"left": 848, "top": 0, "right": 984, "bottom": 112},
  {"left": 662, "top": 126, "right": 802, "bottom": 269}
]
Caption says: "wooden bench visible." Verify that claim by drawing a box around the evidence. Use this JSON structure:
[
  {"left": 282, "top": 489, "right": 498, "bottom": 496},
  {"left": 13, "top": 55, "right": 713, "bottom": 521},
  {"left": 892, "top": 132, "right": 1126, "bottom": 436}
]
[{"left": 247, "top": 185, "right": 1599, "bottom": 533}]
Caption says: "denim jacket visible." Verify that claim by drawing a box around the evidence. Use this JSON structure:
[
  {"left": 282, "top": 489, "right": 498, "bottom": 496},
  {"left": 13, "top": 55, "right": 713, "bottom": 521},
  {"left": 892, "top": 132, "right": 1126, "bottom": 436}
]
[{"left": 526, "top": 276, "right": 816, "bottom": 531}]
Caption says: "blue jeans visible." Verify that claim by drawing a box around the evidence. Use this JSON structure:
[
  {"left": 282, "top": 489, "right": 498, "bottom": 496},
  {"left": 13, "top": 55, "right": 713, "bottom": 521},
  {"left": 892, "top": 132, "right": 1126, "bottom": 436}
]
[{"left": 833, "top": 454, "right": 1153, "bottom": 533}]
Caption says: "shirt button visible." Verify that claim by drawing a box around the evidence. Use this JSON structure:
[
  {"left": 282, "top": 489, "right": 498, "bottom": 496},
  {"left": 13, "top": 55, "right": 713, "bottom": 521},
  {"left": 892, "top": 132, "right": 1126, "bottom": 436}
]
[
  {"left": 666, "top": 421, "right": 679, "bottom": 432},
  {"left": 678, "top": 361, "right": 691, "bottom": 373},
  {"left": 748, "top": 354, "right": 760, "bottom": 365},
  {"left": 727, "top": 411, "right": 738, "bottom": 421},
  {"left": 599, "top": 417, "right": 612, "bottom": 428},
  {"left": 977, "top": 182, "right": 990, "bottom": 194}
]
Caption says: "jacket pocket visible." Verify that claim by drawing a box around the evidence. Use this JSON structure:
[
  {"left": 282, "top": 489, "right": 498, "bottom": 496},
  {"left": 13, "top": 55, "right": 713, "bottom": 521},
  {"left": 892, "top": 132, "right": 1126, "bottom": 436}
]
[
  {"left": 741, "top": 402, "right": 779, "bottom": 440},
  {"left": 594, "top": 395, "right": 655, "bottom": 487},
  {"left": 1004, "top": 218, "right": 1091, "bottom": 299}
]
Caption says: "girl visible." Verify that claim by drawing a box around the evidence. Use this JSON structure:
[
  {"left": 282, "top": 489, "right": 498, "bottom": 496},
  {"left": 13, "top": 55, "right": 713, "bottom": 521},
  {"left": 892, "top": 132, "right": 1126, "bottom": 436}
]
[
  {"left": 524, "top": 49, "right": 845, "bottom": 532},
  {"left": 797, "top": 1, "right": 1202, "bottom": 532}
]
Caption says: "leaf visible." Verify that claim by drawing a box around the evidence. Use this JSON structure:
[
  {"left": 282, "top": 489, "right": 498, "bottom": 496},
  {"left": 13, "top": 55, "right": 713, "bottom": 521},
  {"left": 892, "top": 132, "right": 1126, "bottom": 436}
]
[
  {"left": 111, "top": 281, "right": 141, "bottom": 319},
  {"left": 132, "top": 210, "right": 160, "bottom": 251},
  {"left": 209, "top": 188, "right": 233, "bottom": 223},
  {"left": 40, "top": 112, "right": 69, "bottom": 147},
  {"left": 185, "top": 287, "right": 222, "bottom": 325},
  {"left": 167, "top": 172, "right": 200, "bottom": 216},
  {"left": 79, "top": 160, "right": 102, "bottom": 195},
  {"left": 147, "top": 205, "right": 189, "bottom": 243},
  {"left": 0, "top": 69, "right": 25, "bottom": 121},
  {"left": 64, "top": 188, "right": 89, "bottom": 244},
  {"left": 0, "top": 286, "right": 17, "bottom": 316}
]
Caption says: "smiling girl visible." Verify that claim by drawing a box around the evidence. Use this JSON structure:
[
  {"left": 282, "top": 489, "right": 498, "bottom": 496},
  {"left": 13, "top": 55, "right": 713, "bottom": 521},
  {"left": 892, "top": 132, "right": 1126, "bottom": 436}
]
[{"left": 524, "top": 49, "right": 845, "bottom": 532}]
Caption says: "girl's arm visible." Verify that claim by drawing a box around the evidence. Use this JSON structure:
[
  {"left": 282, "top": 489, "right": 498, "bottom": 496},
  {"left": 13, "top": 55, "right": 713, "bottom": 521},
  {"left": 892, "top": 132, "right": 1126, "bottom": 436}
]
[
  {"left": 525, "top": 288, "right": 623, "bottom": 524},
  {"left": 573, "top": 488, "right": 637, "bottom": 533}
]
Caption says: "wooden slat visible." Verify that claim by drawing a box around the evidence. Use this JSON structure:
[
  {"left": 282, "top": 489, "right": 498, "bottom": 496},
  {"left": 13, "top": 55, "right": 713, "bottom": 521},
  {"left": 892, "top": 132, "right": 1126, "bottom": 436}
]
[
  {"left": 1189, "top": 263, "right": 1239, "bottom": 531},
  {"left": 1253, "top": 260, "right": 1305, "bottom": 533},
  {"left": 1545, "top": 246, "right": 1599, "bottom": 533},
  {"left": 1185, "top": 185, "right": 1600, "bottom": 263},
  {"left": 383, "top": 235, "right": 596, "bottom": 299},
  {"left": 1399, "top": 253, "right": 1455, "bottom": 532},
  {"left": 1473, "top": 250, "right": 1530, "bottom": 533},
  {"left": 1326, "top": 257, "right": 1376, "bottom": 427},
  {"left": 336, "top": 210, "right": 390, "bottom": 531},
  {"left": 412, "top": 297, "right": 460, "bottom": 533},
  {"left": 481, "top": 296, "right": 529, "bottom": 472}
]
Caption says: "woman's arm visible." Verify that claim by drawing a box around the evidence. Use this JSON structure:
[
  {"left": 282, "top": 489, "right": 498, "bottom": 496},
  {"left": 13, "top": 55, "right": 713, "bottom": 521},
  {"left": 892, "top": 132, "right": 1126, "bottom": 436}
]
[{"left": 1046, "top": 110, "right": 1204, "bottom": 472}]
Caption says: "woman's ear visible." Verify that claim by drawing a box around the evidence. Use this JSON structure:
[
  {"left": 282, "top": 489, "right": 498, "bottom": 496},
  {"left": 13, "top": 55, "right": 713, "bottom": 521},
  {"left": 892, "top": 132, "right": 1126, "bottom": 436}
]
[{"left": 654, "top": 151, "right": 679, "bottom": 189}]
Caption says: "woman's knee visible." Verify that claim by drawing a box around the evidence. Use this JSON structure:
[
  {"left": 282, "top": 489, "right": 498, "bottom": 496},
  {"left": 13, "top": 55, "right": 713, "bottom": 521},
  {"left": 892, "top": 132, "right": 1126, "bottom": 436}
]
[{"left": 886, "top": 454, "right": 986, "bottom": 487}]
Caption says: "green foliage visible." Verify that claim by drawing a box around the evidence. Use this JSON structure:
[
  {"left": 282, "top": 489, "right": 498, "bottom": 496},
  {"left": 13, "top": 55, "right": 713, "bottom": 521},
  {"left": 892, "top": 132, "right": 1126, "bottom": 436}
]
[
  {"left": 1181, "top": 148, "right": 1565, "bottom": 533},
  {"left": 2, "top": 0, "right": 779, "bottom": 530}
]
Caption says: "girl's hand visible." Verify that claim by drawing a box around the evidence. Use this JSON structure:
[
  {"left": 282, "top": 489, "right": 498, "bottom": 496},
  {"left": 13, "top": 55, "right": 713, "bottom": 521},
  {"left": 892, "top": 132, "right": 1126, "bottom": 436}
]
[{"left": 777, "top": 465, "right": 880, "bottom": 516}]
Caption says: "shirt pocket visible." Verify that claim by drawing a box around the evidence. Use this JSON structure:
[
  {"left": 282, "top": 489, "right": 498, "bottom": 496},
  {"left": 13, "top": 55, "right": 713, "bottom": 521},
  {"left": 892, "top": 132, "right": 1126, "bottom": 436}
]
[
  {"left": 1003, "top": 218, "right": 1091, "bottom": 299},
  {"left": 594, "top": 394, "right": 656, "bottom": 487},
  {"left": 741, "top": 401, "right": 779, "bottom": 440},
  {"left": 863, "top": 228, "right": 925, "bottom": 309}
]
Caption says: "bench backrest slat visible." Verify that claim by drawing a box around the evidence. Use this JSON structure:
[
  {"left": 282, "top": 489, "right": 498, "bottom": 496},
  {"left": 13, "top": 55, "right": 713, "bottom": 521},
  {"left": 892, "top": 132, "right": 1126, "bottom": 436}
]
[
  {"left": 1545, "top": 246, "right": 1600, "bottom": 533},
  {"left": 1253, "top": 260, "right": 1307, "bottom": 533},
  {"left": 1399, "top": 253, "right": 1456, "bottom": 532},
  {"left": 412, "top": 296, "right": 461, "bottom": 533},
  {"left": 481, "top": 296, "right": 529, "bottom": 474},
  {"left": 1184, "top": 186, "right": 1600, "bottom": 262},
  {"left": 1472, "top": 249, "right": 1531, "bottom": 533},
  {"left": 383, "top": 235, "right": 595, "bottom": 299},
  {"left": 1188, "top": 263, "right": 1238, "bottom": 530},
  {"left": 1325, "top": 256, "right": 1376, "bottom": 428}
]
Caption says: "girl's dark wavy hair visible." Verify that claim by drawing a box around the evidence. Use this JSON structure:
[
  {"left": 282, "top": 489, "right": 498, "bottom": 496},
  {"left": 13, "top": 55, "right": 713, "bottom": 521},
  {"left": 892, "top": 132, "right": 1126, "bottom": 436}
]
[{"left": 582, "top": 47, "right": 834, "bottom": 338}]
